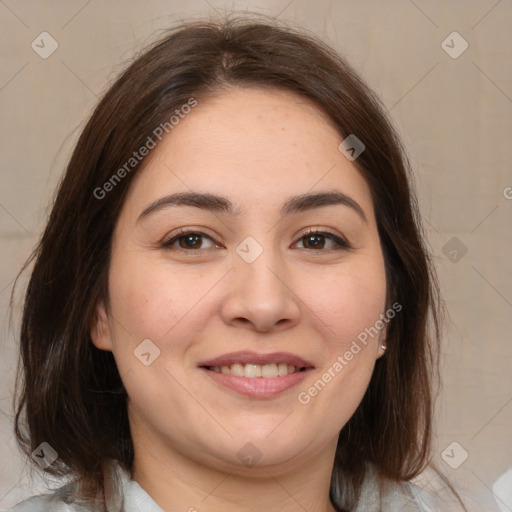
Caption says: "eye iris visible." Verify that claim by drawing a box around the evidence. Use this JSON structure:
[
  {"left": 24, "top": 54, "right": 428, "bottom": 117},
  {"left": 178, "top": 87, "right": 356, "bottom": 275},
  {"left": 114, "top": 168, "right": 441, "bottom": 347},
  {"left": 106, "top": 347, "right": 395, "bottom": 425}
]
[
  {"left": 304, "top": 234, "right": 325, "bottom": 249},
  {"left": 179, "top": 234, "right": 202, "bottom": 249}
]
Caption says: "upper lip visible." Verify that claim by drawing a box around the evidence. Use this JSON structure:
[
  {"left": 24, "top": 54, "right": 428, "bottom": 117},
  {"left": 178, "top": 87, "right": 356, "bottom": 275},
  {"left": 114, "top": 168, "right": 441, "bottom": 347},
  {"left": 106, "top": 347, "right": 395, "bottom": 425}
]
[{"left": 198, "top": 351, "right": 315, "bottom": 369}]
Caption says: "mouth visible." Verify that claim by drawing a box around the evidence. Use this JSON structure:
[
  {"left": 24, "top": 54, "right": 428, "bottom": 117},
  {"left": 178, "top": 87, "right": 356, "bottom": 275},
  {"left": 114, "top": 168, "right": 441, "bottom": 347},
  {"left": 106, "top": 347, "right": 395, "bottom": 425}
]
[
  {"left": 198, "top": 351, "right": 315, "bottom": 398},
  {"left": 198, "top": 350, "right": 314, "bottom": 376},
  {"left": 203, "top": 363, "right": 308, "bottom": 378}
]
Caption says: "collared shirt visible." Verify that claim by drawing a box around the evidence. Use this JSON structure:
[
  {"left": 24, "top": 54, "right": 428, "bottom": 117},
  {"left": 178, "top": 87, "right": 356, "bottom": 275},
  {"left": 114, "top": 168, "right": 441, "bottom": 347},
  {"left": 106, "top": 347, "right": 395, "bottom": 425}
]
[
  {"left": 8, "top": 459, "right": 463, "bottom": 512},
  {"left": 8, "top": 461, "right": 163, "bottom": 512}
]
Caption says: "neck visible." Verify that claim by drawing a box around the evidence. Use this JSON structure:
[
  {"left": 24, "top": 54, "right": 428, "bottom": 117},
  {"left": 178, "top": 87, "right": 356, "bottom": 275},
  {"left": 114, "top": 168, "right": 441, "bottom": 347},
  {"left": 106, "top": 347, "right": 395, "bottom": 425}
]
[{"left": 130, "top": 429, "right": 339, "bottom": 512}]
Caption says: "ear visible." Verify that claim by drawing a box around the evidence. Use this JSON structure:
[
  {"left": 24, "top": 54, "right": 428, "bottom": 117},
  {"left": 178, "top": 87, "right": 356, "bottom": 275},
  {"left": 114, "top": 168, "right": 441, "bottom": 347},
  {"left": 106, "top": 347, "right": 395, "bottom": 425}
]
[{"left": 90, "top": 300, "right": 114, "bottom": 351}]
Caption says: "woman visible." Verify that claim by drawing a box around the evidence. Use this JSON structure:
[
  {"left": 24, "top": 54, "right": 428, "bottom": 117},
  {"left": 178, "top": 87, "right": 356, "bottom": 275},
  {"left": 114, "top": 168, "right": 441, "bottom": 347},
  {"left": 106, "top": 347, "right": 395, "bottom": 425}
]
[{"left": 10, "top": 14, "right": 466, "bottom": 512}]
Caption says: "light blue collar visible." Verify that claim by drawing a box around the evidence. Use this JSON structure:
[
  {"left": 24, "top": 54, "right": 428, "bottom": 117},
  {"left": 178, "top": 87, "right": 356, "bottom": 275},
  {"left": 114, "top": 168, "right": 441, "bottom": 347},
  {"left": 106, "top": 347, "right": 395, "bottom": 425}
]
[{"left": 107, "top": 460, "right": 164, "bottom": 512}]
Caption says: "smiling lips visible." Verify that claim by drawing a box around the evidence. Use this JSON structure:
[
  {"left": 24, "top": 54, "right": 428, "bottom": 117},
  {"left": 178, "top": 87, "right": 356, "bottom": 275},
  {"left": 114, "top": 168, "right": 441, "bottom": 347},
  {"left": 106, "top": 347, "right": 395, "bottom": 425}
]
[
  {"left": 208, "top": 362, "right": 301, "bottom": 378},
  {"left": 198, "top": 350, "right": 315, "bottom": 398}
]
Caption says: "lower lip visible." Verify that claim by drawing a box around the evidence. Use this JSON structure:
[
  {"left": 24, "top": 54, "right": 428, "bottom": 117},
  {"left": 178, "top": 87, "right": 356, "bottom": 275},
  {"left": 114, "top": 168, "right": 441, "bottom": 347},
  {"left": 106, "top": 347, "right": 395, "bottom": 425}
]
[{"left": 200, "top": 368, "right": 312, "bottom": 398}]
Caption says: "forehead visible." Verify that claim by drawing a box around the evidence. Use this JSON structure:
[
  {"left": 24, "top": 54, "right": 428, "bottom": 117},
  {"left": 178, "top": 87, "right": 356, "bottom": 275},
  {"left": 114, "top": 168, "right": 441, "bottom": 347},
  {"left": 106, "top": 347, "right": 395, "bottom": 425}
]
[
  {"left": 164, "top": 87, "right": 341, "bottom": 168},
  {"left": 123, "top": 87, "right": 375, "bottom": 219}
]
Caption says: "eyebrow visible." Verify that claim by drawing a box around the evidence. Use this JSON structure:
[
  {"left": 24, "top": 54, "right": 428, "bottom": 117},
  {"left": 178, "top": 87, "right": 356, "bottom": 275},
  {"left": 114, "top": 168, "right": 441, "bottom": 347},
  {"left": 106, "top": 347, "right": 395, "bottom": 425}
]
[
  {"left": 282, "top": 191, "right": 367, "bottom": 223},
  {"left": 137, "top": 190, "right": 367, "bottom": 224}
]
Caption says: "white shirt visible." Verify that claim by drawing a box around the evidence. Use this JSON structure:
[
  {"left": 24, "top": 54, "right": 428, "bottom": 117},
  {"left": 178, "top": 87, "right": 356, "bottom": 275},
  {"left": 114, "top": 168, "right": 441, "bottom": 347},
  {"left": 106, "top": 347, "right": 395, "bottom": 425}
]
[
  {"left": 8, "top": 461, "right": 163, "bottom": 512},
  {"left": 8, "top": 459, "right": 463, "bottom": 512}
]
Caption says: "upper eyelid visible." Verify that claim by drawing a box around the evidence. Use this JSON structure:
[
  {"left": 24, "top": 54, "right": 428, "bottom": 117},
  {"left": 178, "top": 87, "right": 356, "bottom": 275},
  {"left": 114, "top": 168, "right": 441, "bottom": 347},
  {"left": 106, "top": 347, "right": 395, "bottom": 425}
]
[
  {"left": 162, "top": 228, "right": 349, "bottom": 249},
  {"left": 295, "top": 229, "right": 350, "bottom": 248},
  {"left": 161, "top": 227, "right": 219, "bottom": 244},
  {"left": 299, "top": 227, "right": 343, "bottom": 238}
]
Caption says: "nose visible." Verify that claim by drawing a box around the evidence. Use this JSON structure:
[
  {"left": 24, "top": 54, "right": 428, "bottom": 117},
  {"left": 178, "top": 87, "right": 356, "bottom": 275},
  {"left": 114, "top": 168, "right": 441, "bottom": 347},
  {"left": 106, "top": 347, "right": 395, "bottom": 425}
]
[{"left": 220, "top": 247, "right": 301, "bottom": 333}]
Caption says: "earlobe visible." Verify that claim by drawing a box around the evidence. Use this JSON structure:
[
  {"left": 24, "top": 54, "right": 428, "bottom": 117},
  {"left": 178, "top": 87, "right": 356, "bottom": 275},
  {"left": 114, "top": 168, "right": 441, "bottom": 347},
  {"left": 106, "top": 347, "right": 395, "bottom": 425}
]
[
  {"left": 376, "top": 334, "right": 387, "bottom": 358},
  {"left": 90, "top": 301, "right": 113, "bottom": 351}
]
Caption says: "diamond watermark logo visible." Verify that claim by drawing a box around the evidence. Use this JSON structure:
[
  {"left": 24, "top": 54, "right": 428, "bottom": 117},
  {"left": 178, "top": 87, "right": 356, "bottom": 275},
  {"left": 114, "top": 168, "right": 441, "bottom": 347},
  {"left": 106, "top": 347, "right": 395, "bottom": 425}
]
[
  {"left": 441, "top": 441, "right": 468, "bottom": 469},
  {"left": 236, "top": 236, "right": 263, "bottom": 263},
  {"left": 31, "top": 442, "right": 58, "bottom": 468},
  {"left": 31, "top": 31, "right": 59, "bottom": 59},
  {"left": 338, "top": 134, "right": 365, "bottom": 161},
  {"left": 442, "top": 236, "right": 468, "bottom": 263},
  {"left": 441, "top": 32, "right": 468, "bottom": 59},
  {"left": 134, "top": 338, "right": 161, "bottom": 366},
  {"left": 237, "top": 442, "right": 263, "bottom": 468}
]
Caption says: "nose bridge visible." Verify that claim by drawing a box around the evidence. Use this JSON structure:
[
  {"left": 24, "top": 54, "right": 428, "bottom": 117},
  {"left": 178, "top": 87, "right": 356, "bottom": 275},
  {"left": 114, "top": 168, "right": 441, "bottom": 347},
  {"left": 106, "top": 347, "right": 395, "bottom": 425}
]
[
  {"left": 235, "top": 236, "right": 288, "bottom": 299},
  {"left": 220, "top": 235, "right": 300, "bottom": 331}
]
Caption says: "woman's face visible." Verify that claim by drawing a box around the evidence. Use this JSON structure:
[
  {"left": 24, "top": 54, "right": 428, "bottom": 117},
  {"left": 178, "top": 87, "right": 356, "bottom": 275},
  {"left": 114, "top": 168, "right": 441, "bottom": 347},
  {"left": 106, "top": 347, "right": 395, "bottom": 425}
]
[{"left": 92, "top": 87, "right": 388, "bottom": 474}]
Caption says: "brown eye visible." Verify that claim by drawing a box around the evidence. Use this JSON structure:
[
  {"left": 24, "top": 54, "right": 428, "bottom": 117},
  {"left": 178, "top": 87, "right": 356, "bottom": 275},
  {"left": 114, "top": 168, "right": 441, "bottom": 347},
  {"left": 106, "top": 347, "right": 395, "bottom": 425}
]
[
  {"left": 302, "top": 233, "right": 326, "bottom": 249},
  {"left": 295, "top": 230, "right": 350, "bottom": 250},
  {"left": 161, "top": 231, "right": 218, "bottom": 251},
  {"left": 178, "top": 233, "right": 203, "bottom": 249}
]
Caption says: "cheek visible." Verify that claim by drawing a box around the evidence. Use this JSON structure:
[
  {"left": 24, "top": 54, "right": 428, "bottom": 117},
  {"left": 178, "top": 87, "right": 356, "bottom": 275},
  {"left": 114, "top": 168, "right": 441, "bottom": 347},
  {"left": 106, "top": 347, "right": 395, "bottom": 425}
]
[
  {"left": 106, "top": 249, "right": 222, "bottom": 358},
  {"left": 105, "top": 253, "right": 214, "bottom": 418},
  {"left": 302, "top": 256, "right": 386, "bottom": 422},
  {"left": 311, "top": 256, "right": 387, "bottom": 351},
  {"left": 299, "top": 273, "right": 385, "bottom": 429}
]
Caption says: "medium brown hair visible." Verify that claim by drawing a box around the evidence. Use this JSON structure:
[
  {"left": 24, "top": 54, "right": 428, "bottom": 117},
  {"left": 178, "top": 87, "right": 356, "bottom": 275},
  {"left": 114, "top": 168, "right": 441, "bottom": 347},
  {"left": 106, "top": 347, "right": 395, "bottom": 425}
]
[{"left": 13, "top": 14, "right": 444, "bottom": 510}]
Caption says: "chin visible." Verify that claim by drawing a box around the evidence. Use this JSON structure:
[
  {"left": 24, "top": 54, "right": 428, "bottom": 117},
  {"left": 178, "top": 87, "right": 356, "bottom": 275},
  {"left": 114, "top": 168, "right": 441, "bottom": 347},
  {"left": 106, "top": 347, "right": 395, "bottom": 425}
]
[{"left": 198, "top": 431, "right": 316, "bottom": 474}]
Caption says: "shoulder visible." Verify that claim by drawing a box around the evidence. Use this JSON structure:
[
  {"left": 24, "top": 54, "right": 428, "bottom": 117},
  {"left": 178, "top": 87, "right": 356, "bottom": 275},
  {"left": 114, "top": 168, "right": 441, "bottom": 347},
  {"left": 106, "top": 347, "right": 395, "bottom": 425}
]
[
  {"left": 403, "top": 467, "right": 467, "bottom": 512},
  {"left": 7, "top": 460, "right": 146, "bottom": 512},
  {"left": 349, "top": 463, "right": 466, "bottom": 512},
  {"left": 7, "top": 494, "right": 52, "bottom": 512},
  {"left": 8, "top": 495, "right": 70, "bottom": 512},
  {"left": 7, "top": 483, "right": 81, "bottom": 512}
]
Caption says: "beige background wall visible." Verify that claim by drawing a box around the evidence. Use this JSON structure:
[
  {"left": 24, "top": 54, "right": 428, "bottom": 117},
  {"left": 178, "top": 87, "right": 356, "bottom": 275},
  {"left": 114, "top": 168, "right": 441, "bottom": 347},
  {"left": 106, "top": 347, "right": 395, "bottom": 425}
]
[{"left": 1, "top": 1, "right": 511, "bottom": 511}]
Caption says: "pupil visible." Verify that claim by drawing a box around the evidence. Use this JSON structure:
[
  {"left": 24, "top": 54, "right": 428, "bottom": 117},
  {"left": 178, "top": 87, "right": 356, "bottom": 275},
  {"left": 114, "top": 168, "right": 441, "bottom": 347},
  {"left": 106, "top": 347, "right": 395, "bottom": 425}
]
[
  {"left": 181, "top": 234, "right": 201, "bottom": 249},
  {"left": 306, "top": 234, "right": 324, "bottom": 249}
]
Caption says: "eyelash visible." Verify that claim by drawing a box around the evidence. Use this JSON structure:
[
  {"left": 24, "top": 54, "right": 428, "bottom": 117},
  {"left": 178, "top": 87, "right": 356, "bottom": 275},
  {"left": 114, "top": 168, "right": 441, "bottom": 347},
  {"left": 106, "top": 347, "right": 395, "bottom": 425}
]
[
  {"left": 160, "top": 228, "right": 351, "bottom": 254},
  {"left": 299, "top": 229, "right": 352, "bottom": 251}
]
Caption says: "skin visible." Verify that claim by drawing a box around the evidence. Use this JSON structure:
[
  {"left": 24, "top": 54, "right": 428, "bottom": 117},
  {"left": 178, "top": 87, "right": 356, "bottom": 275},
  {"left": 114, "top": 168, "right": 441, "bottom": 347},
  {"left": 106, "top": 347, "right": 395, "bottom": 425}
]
[{"left": 91, "top": 87, "right": 388, "bottom": 512}]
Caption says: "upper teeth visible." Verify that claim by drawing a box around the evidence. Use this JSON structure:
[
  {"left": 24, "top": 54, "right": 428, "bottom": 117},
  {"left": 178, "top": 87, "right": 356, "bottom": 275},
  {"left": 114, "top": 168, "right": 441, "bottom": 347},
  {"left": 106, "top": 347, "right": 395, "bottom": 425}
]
[{"left": 208, "top": 363, "right": 299, "bottom": 378}]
